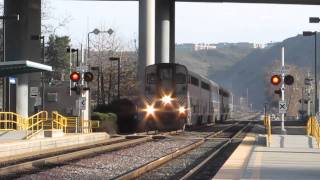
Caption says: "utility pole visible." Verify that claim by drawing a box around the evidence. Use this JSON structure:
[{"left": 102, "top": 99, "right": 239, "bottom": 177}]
[{"left": 281, "top": 47, "right": 286, "bottom": 133}]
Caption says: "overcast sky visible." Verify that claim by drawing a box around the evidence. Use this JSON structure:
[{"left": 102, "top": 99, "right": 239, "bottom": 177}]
[{"left": 47, "top": 0, "right": 320, "bottom": 48}]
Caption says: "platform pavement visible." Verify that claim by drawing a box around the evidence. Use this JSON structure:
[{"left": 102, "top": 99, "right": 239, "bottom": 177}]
[{"left": 214, "top": 132, "right": 320, "bottom": 180}]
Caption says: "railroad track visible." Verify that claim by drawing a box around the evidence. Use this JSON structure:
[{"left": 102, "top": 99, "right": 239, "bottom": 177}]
[
  {"left": 6, "top": 119, "right": 256, "bottom": 179},
  {"left": 0, "top": 133, "right": 173, "bottom": 179},
  {"left": 115, "top": 121, "right": 252, "bottom": 180}
]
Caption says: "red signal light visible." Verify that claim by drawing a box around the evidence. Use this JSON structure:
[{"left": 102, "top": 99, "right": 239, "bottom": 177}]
[
  {"left": 271, "top": 75, "right": 281, "bottom": 86},
  {"left": 70, "top": 72, "right": 81, "bottom": 82}
]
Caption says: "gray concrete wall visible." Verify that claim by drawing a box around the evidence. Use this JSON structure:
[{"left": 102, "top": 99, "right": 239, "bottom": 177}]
[
  {"left": 44, "top": 81, "right": 78, "bottom": 116},
  {"left": 4, "top": 0, "right": 42, "bottom": 116}
]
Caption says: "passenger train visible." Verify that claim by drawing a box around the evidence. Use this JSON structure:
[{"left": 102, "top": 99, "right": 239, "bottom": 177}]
[{"left": 139, "top": 63, "right": 231, "bottom": 131}]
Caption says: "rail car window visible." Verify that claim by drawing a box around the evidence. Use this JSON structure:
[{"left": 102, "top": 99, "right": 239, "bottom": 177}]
[
  {"left": 176, "top": 73, "right": 186, "bottom": 84},
  {"left": 160, "top": 68, "right": 173, "bottom": 80},
  {"left": 201, "top": 82, "right": 210, "bottom": 91},
  {"left": 147, "top": 73, "right": 156, "bottom": 84},
  {"left": 190, "top": 76, "right": 199, "bottom": 86}
]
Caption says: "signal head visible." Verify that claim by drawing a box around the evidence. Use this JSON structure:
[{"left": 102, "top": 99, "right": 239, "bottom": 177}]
[
  {"left": 84, "top": 72, "right": 94, "bottom": 82},
  {"left": 274, "top": 89, "right": 282, "bottom": 98},
  {"left": 70, "top": 72, "right": 81, "bottom": 82},
  {"left": 284, "top": 75, "right": 294, "bottom": 85},
  {"left": 71, "top": 85, "right": 81, "bottom": 95},
  {"left": 271, "top": 75, "right": 281, "bottom": 86}
]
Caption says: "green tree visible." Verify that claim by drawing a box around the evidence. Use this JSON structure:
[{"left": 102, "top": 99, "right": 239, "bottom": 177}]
[{"left": 46, "top": 35, "right": 71, "bottom": 80}]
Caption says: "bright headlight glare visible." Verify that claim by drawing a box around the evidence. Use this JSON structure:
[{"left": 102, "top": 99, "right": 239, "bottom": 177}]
[
  {"left": 162, "top": 95, "right": 172, "bottom": 104},
  {"left": 179, "top": 107, "right": 186, "bottom": 114},
  {"left": 146, "top": 105, "right": 155, "bottom": 115}
]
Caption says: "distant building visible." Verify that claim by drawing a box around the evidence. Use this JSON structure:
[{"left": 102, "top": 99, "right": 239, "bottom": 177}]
[
  {"left": 194, "top": 43, "right": 217, "bottom": 51},
  {"left": 253, "top": 43, "right": 266, "bottom": 49},
  {"left": 176, "top": 43, "right": 216, "bottom": 51}
]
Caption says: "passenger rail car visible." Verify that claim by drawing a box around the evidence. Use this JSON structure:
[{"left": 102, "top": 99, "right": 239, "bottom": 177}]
[{"left": 139, "top": 63, "right": 231, "bottom": 131}]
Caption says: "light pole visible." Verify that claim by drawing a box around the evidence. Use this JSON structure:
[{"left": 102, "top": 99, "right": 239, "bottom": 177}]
[
  {"left": 109, "top": 57, "right": 121, "bottom": 100},
  {"left": 303, "top": 31, "right": 318, "bottom": 115},
  {"left": 87, "top": 28, "right": 114, "bottom": 59},
  {"left": 87, "top": 28, "right": 114, "bottom": 104}
]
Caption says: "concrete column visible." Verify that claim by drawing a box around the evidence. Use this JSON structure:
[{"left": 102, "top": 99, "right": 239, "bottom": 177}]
[
  {"left": 156, "top": 0, "right": 175, "bottom": 63},
  {"left": 138, "top": 0, "right": 155, "bottom": 93},
  {"left": 16, "top": 75, "right": 28, "bottom": 116},
  {"left": 169, "top": 1, "right": 175, "bottom": 63},
  {"left": 139, "top": 0, "right": 155, "bottom": 67},
  {"left": 5, "top": 0, "right": 41, "bottom": 116}
]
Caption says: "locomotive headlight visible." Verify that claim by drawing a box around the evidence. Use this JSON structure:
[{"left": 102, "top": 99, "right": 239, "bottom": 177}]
[
  {"left": 161, "top": 95, "right": 172, "bottom": 104},
  {"left": 179, "top": 106, "right": 186, "bottom": 114},
  {"left": 146, "top": 105, "right": 156, "bottom": 115}
]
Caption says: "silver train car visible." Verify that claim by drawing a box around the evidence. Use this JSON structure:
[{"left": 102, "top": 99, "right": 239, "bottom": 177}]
[{"left": 139, "top": 63, "right": 231, "bottom": 131}]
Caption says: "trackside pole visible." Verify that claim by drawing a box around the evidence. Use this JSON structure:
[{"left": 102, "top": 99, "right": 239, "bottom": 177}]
[{"left": 281, "top": 47, "right": 286, "bottom": 133}]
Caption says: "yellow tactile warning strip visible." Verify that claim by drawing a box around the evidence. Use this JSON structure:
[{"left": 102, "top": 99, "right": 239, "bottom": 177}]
[{"left": 213, "top": 135, "right": 256, "bottom": 180}]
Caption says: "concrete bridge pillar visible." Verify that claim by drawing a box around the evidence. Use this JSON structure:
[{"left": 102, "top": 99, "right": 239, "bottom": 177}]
[
  {"left": 4, "top": 0, "right": 41, "bottom": 116},
  {"left": 156, "top": 0, "right": 175, "bottom": 63},
  {"left": 139, "top": 0, "right": 155, "bottom": 67},
  {"left": 138, "top": 0, "right": 155, "bottom": 93}
]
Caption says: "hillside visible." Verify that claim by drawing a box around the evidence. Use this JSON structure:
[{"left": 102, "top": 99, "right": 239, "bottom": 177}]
[
  {"left": 176, "top": 34, "right": 319, "bottom": 110},
  {"left": 175, "top": 44, "right": 254, "bottom": 77},
  {"left": 209, "top": 34, "right": 317, "bottom": 109}
]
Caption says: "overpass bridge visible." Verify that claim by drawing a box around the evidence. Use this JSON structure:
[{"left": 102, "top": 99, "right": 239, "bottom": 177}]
[{"left": 2, "top": 0, "right": 320, "bottom": 117}]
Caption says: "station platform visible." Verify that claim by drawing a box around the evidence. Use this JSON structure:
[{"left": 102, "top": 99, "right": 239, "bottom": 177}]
[
  {"left": 214, "top": 131, "right": 320, "bottom": 179},
  {"left": 0, "top": 132, "right": 109, "bottom": 161}
]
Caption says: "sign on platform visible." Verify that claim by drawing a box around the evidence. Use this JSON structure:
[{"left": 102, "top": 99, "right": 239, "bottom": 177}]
[
  {"left": 34, "top": 97, "right": 42, "bottom": 106},
  {"left": 76, "top": 65, "right": 89, "bottom": 72},
  {"left": 79, "top": 97, "right": 86, "bottom": 110},
  {"left": 279, "top": 101, "right": 287, "bottom": 114},
  {"left": 30, "top": 87, "right": 39, "bottom": 98}
]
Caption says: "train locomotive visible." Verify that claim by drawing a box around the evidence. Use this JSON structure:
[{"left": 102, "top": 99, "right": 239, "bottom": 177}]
[{"left": 139, "top": 63, "right": 231, "bottom": 131}]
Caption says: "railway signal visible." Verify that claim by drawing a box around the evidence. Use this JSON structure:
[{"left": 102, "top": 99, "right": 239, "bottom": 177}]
[
  {"left": 271, "top": 75, "right": 281, "bottom": 86},
  {"left": 84, "top": 72, "right": 94, "bottom": 82},
  {"left": 274, "top": 89, "right": 282, "bottom": 97},
  {"left": 70, "top": 71, "right": 81, "bottom": 82},
  {"left": 71, "top": 85, "right": 81, "bottom": 95},
  {"left": 284, "top": 75, "right": 294, "bottom": 85}
]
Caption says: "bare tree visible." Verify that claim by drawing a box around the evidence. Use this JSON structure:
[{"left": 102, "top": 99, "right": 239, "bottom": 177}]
[
  {"left": 88, "top": 26, "right": 138, "bottom": 105},
  {"left": 41, "top": 0, "right": 72, "bottom": 36}
]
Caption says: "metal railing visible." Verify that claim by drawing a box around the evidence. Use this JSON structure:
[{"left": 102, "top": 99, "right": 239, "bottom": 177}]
[
  {"left": 0, "top": 112, "right": 26, "bottom": 130},
  {"left": 0, "top": 111, "right": 99, "bottom": 138},
  {"left": 263, "top": 114, "right": 272, "bottom": 147},
  {"left": 65, "top": 117, "right": 100, "bottom": 133},
  {"left": 52, "top": 111, "right": 68, "bottom": 132},
  {"left": 52, "top": 112, "right": 99, "bottom": 133},
  {"left": 26, "top": 111, "right": 48, "bottom": 139},
  {"left": 307, "top": 116, "right": 320, "bottom": 147}
]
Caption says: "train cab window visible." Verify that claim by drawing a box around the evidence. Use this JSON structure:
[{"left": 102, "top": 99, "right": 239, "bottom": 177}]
[
  {"left": 190, "top": 76, "right": 199, "bottom": 86},
  {"left": 176, "top": 73, "right": 186, "bottom": 84},
  {"left": 160, "top": 68, "right": 173, "bottom": 80},
  {"left": 147, "top": 73, "right": 157, "bottom": 84},
  {"left": 201, "top": 82, "right": 210, "bottom": 91}
]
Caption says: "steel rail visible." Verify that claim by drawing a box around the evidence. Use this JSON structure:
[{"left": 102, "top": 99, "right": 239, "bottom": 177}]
[
  {"left": 0, "top": 135, "right": 159, "bottom": 177},
  {"left": 115, "top": 121, "right": 247, "bottom": 180},
  {"left": 179, "top": 122, "right": 252, "bottom": 180}
]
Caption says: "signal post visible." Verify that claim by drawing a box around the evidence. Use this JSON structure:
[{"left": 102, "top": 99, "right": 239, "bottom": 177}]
[
  {"left": 280, "top": 47, "right": 286, "bottom": 133},
  {"left": 70, "top": 61, "right": 94, "bottom": 133},
  {"left": 270, "top": 47, "right": 295, "bottom": 134}
]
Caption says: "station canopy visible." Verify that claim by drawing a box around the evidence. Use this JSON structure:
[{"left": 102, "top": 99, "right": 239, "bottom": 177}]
[{"left": 0, "top": 60, "right": 52, "bottom": 77}]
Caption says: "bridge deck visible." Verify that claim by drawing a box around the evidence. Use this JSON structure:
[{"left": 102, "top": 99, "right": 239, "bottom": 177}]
[{"left": 214, "top": 133, "right": 320, "bottom": 179}]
